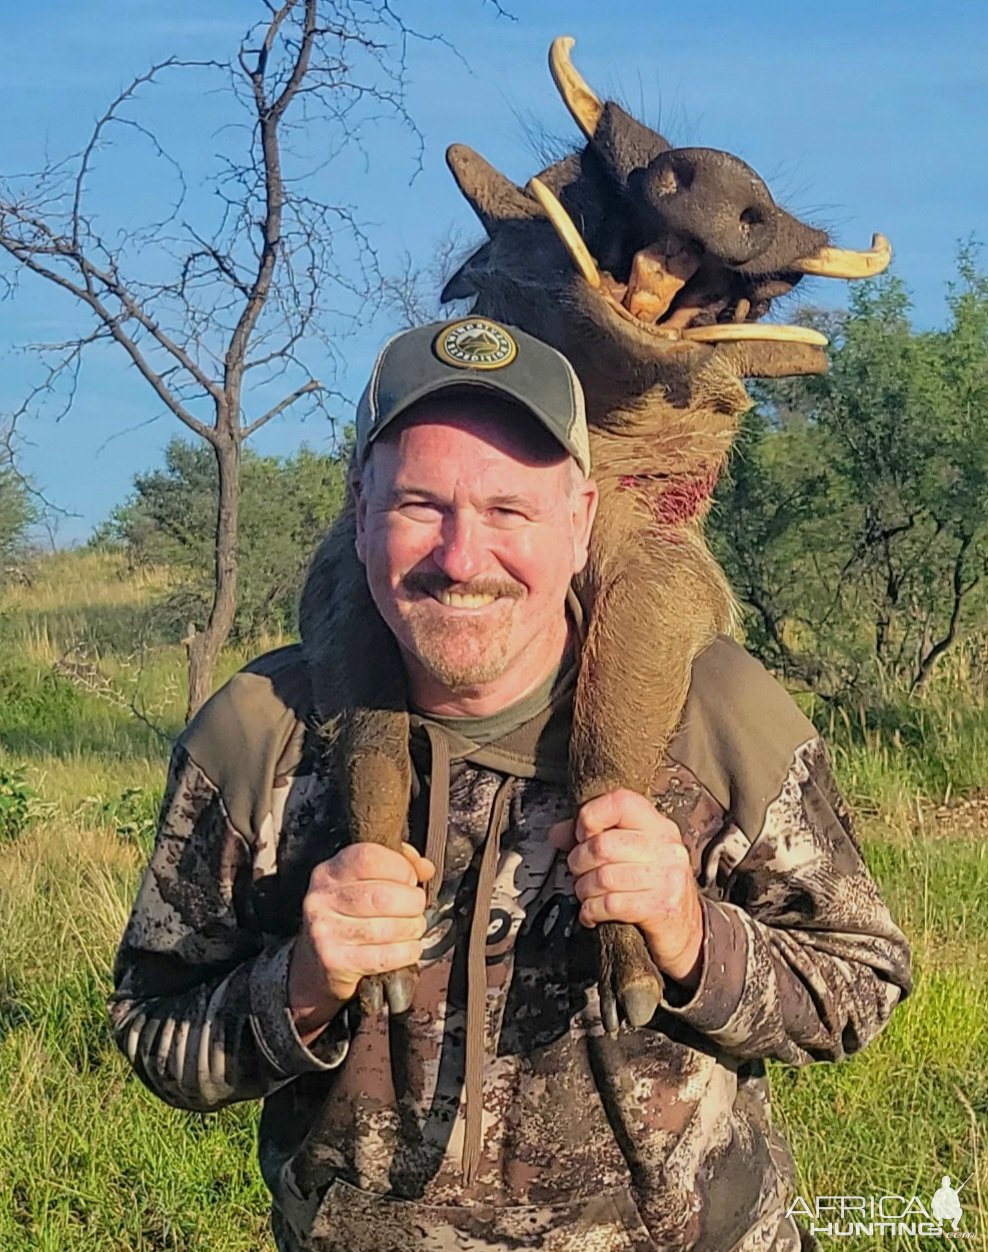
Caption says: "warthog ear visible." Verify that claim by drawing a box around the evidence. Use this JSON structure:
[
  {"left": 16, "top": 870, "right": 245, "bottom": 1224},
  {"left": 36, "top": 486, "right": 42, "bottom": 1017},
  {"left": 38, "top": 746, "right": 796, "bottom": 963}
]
[
  {"left": 443, "top": 146, "right": 541, "bottom": 301},
  {"left": 445, "top": 144, "right": 539, "bottom": 235}
]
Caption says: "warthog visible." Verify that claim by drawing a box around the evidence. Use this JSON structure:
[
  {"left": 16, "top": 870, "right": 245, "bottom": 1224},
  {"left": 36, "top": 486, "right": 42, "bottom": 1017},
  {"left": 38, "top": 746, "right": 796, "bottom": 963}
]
[{"left": 300, "top": 37, "right": 889, "bottom": 1033}]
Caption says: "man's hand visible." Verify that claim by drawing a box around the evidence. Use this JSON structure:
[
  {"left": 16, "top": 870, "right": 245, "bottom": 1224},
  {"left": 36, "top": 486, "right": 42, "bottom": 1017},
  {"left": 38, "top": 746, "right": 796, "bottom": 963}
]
[
  {"left": 549, "top": 789, "right": 704, "bottom": 992},
  {"left": 288, "top": 842, "right": 434, "bottom": 1043}
]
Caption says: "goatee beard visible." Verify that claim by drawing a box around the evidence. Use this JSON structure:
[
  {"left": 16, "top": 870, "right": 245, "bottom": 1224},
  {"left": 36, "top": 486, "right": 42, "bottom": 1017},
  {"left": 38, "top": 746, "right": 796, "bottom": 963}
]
[
  {"left": 400, "top": 572, "right": 522, "bottom": 690},
  {"left": 405, "top": 611, "right": 512, "bottom": 691}
]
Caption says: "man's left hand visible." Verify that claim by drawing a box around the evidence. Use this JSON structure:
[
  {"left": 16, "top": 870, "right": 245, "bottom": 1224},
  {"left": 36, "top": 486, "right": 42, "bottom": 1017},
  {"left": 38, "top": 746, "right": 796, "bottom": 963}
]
[{"left": 549, "top": 789, "right": 704, "bottom": 992}]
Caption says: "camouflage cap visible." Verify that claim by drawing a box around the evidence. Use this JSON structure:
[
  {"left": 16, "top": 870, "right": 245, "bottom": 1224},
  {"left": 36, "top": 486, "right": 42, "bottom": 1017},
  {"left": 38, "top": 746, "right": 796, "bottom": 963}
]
[{"left": 355, "top": 317, "right": 591, "bottom": 475}]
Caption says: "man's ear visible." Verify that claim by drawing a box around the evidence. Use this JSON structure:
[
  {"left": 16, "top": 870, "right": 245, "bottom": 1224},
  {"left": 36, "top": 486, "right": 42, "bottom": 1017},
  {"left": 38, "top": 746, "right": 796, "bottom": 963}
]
[
  {"left": 352, "top": 466, "right": 368, "bottom": 565},
  {"left": 571, "top": 475, "right": 599, "bottom": 576}
]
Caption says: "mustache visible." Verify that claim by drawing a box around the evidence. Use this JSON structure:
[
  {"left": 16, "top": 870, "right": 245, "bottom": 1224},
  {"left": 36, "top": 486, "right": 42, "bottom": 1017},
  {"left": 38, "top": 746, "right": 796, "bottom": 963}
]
[{"left": 403, "top": 571, "right": 524, "bottom": 601}]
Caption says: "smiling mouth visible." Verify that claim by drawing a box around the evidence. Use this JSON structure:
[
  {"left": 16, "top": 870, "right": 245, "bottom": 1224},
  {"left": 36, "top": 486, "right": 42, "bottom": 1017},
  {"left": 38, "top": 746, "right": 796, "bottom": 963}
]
[{"left": 434, "top": 590, "right": 500, "bottom": 609}]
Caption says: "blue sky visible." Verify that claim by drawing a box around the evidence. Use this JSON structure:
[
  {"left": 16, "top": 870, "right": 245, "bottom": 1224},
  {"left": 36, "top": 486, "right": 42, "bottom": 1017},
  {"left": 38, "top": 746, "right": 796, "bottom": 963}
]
[{"left": 1, "top": 0, "right": 985, "bottom": 543}]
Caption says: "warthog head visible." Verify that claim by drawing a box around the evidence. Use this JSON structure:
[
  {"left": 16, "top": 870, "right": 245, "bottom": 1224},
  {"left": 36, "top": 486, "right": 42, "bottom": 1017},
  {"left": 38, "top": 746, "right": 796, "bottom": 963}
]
[{"left": 443, "top": 37, "right": 890, "bottom": 422}]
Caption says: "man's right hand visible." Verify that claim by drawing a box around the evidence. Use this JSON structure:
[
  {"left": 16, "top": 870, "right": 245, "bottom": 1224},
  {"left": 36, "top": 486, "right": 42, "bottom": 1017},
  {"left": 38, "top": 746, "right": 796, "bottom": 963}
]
[{"left": 287, "top": 842, "right": 434, "bottom": 1043}]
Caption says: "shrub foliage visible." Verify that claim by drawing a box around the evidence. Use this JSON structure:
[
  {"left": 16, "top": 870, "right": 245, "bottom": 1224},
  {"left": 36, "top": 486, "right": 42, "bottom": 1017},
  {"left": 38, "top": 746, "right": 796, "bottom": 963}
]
[
  {"left": 97, "top": 440, "right": 349, "bottom": 641},
  {"left": 712, "top": 249, "right": 988, "bottom": 701}
]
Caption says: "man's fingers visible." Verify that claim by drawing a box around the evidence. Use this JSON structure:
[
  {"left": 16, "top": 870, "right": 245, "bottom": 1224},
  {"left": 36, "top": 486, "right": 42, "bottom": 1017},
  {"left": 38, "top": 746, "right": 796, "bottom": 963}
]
[
  {"left": 567, "top": 828, "right": 676, "bottom": 877},
  {"left": 325, "top": 880, "right": 428, "bottom": 920},
  {"left": 320, "top": 843, "right": 419, "bottom": 887},
  {"left": 296, "top": 846, "right": 434, "bottom": 1015},
  {"left": 579, "top": 888, "right": 668, "bottom": 929},
  {"left": 575, "top": 789, "right": 680, "bottom": 843},
  {"left": 313, "top": 912, "right": 427, "bottom": 947},
  {"left": 342, "top": 940, "right": 426, "bottom": 978},
  {"left": 572, "top": 860, "right": 664, "bottom": 902}
]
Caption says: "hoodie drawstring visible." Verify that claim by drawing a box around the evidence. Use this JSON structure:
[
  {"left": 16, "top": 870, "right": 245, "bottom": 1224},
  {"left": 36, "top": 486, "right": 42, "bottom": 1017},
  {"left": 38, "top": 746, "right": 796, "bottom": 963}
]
[
  {"left": 421, "top": 724, "right": 451, "bottom": 910},
  {"left": 419, "top": 723, "right": 513, "bottom": 1184}
]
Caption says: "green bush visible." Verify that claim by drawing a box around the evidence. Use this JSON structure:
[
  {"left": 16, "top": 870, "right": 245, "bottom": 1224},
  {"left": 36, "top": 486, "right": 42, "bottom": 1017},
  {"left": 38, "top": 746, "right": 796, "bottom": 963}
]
[
  {"left": 97, "top": 438, "right": 350, "bottom": 641},
  {"left": 0, "top": 661, "right": 85, "bottom": 736},
  {"left": 0, "top": 767, "right": 39, "bottom": 844},
  {"left": 0, "top": 467, "right": 37, "bottom": 570},
  {"left": 98, "top": 786, "right": 163, "bottom": 854},
  {"left": 712, "top": 249, "right": 988, "bottom": 703}
]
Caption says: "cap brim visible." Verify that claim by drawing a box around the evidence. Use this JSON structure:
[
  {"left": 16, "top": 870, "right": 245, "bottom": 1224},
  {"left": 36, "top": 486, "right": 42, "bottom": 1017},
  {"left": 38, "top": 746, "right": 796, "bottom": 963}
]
[{"left": 365, "top": 374, "right": 590, "bottom": 476}]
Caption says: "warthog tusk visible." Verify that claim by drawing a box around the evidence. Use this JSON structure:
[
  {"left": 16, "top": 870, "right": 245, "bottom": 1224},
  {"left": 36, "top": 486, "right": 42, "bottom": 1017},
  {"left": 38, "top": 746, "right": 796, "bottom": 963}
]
[
  {"left": 527, "top": 176, "right": 601, "bottom": 289},
  {"left": 681, "top": 324, "right": 829, "bottom": 346},
  {"left": 549, "top": 36, "right": 603, "bottom": 141},
  {"left": 792, "top": 233, "right": 892, "bottom": 279}
]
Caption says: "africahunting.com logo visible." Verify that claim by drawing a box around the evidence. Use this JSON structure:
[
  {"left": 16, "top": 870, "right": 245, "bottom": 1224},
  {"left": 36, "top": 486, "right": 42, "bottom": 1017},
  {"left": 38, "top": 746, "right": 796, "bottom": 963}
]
[{"left": 788, "top": 1174, "right": 978, "bottom": 1240}]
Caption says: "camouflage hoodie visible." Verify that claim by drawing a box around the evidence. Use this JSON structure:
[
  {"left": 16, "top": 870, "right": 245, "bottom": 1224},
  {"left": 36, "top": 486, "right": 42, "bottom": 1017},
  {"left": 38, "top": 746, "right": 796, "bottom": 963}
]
[{"left": 110, "top": 636, "right": 911, "bottom": 1252}]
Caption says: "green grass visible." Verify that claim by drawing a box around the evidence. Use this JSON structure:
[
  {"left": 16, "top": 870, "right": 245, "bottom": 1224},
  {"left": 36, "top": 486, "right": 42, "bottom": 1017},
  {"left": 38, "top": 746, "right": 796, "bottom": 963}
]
[
  {"left": 0, "top": 815, "right": 275, "bottom": 1250},
  {"left": 0, "top": 553, "right": 279, "bottom": 1249},
  {"left": 771, "top": 856, "right": 988, "bottom": 1250},
  {"left": 865, "top": 835, "right": 988, "bottom": 956},
  {"left": 803, "top": 692, "right": 988, "bottom": 821},
  {"left": 1, "top": 550, "right": 986, "bottom": 1250}
]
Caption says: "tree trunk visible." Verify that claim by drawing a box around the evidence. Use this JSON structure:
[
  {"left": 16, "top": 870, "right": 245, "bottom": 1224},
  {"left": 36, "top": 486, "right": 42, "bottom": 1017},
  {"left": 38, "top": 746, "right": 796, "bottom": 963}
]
[
  {"left": 186, "top": 432, "right": 241, "bottom": 718},
  {"left": 909, "top": 534, "right": 975, "bottom": 698}
]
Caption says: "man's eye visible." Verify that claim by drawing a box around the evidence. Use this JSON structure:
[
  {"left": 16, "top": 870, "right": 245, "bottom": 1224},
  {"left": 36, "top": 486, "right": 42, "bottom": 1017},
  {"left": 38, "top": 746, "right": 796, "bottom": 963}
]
[
  {"left": 490, "top": 507, "right": 525, "bottom": 522},
  {"left": 399, "top": 502, "right": 441, "bottom": 519}
]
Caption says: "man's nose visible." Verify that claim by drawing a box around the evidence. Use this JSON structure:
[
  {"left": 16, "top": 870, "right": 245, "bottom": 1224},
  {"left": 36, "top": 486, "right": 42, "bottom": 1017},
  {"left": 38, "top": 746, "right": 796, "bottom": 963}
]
[{"left": 433, "top": 511, "right": 484, "bottom": 583}]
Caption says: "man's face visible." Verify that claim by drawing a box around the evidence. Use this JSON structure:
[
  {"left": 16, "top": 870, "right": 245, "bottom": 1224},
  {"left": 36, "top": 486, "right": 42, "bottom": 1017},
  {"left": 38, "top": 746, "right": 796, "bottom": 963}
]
[{"left": 354, "top": 394, "right": 597, "bottom": 707}]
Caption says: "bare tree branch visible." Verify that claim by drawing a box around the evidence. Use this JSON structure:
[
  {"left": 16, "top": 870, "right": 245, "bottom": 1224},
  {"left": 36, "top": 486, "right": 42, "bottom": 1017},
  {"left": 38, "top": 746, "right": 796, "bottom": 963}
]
[
  {"left": 242, "top": 378, "right": 321, "bottom": 438},
  {"left": 0, "top": 0, "right": 479, "bottom": 712},
  {"left": 910, "top": 532, "right": 979, "bottom": 693},
  {"left": 71, "top": 59, "right": 206, "bottom": 250}
]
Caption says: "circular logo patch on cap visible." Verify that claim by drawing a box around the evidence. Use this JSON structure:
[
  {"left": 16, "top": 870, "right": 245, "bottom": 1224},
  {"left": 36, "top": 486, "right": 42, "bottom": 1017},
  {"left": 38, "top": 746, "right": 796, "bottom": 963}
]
[{"left": 434, "top": 318, "right": 517, "bottom": 370}]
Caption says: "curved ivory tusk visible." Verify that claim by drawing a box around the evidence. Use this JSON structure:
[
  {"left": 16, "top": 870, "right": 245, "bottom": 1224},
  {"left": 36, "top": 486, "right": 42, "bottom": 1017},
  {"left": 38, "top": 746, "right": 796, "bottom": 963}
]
[
  {"left": 792, "top": 233, "right": 892, "bottom": 279},
  {"left": 549, "top": 36, "right": 604, "bottom": 141},
  {"left": 527, "top": 176, "right": 601, "bottom": 289},
  {"left": 681, "top": 324, "right": 829, "bottom": 346}
]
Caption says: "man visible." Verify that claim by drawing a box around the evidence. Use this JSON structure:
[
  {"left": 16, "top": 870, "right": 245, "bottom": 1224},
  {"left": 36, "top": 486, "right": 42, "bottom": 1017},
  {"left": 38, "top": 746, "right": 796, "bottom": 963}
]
[{"left": 111, "top": 318, "right": 912, "bottom": 1252}]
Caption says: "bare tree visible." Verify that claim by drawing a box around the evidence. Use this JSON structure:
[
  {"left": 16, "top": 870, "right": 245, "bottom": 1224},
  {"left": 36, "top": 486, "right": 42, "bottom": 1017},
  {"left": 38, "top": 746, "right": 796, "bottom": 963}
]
[
  {"left": 379, "top": 230, "right": 470, "bottom": 328},
  {"left": 0, "top": 0, "right": 459, "bottom": 714}
]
